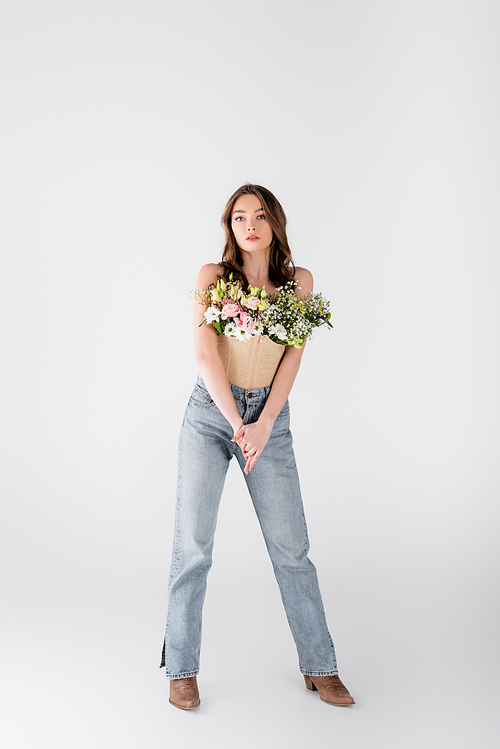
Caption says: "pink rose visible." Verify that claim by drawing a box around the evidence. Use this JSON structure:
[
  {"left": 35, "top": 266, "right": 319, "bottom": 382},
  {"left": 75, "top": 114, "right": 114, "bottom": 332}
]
[
  {"left": 221, "top": 302, "right": 241, "bottom": 319},
  {"left": 244, "top": 296, "right": 260, "bottom": 310},
  {"left": 236, "top": 312, "right": 255, "bottom": 333}
]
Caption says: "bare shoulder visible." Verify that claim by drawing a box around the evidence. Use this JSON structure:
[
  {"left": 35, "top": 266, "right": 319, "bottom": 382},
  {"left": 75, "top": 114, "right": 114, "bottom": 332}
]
[
  {"left": 293, "top": 266, "right": 314, "bottom": 294},
  {"left": 196, "top": 262, "right": 220, "bottom": 289}
]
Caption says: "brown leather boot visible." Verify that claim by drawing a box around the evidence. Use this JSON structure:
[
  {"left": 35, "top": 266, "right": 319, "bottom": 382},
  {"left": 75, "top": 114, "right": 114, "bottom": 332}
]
[
  {"left": 169, "top": 676, "right": 200, "bottom": 710},
  {"left": 304, "top": 674, "right": 355, "bottom": 706}
]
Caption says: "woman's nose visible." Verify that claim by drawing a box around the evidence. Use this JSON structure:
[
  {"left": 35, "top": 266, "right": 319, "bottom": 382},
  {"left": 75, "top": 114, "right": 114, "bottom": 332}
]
[{"left": 247, "top": 223, "right": 255, "bottom": 231}]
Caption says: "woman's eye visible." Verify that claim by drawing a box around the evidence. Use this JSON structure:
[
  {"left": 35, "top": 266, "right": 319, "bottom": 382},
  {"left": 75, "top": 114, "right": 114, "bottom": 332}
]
[
  {"left": 257, "top": 214, "right": 266, "bottom": 220},
  {"left": 234, "top": 216, "right": 245, "bottom": 221}
]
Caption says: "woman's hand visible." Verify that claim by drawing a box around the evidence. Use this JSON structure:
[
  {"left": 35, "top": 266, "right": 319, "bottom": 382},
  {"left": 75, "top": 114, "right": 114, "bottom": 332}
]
[{"left": 232, "top": 418, "right": 274, "bottom": 474}]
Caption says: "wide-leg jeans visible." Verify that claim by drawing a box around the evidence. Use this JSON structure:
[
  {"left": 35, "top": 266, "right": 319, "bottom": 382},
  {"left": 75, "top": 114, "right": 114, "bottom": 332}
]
[{"left": 160, "top": 376, "right": 338, "bottom": 678}]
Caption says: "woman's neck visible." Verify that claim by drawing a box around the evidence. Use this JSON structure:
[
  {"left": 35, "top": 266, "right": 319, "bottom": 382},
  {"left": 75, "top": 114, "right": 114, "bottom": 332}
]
[{"left": 241, "top": 249, "right": 271, "bottom": 290}]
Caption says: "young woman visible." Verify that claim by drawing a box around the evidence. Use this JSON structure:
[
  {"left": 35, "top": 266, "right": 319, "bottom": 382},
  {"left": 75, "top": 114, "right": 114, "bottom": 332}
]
[{"left": 160, "top": 184, "right": 354, "bottom": 709}]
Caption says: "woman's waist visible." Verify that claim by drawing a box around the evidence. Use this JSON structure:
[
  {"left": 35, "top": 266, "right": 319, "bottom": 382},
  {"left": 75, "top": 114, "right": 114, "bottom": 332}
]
[{"left": 196, "top": 374, "right": 271, "bottom": 404}]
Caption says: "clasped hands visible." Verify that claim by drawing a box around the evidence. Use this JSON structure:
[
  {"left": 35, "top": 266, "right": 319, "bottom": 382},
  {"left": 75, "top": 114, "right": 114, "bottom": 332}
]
[{"left": 232, "top": 418, "right": 274, "bottom": 474}]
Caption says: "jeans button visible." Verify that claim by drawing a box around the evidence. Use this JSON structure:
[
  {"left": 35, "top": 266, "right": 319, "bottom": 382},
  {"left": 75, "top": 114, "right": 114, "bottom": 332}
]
[{"left": 248, "top": 392, "right": 253, "bottom": 398}]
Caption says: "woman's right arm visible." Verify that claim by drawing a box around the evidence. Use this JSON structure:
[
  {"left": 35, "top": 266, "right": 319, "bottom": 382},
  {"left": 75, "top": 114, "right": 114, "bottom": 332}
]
[{"left": 193, "top": 264, "right": 244, "bottom": 434}]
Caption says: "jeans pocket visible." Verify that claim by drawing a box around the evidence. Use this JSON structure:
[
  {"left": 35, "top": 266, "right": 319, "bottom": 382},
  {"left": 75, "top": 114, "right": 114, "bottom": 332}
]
[
  {"left": 276, "top": 398, "right": 290, "bottom": 419},
  {"left": 189, "top": 383, "right": 215, "bottom": 407}
]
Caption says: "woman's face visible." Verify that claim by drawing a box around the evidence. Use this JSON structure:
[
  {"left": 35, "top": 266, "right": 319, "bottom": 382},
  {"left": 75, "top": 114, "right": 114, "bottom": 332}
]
[{"left": 231, "top": 193, "right": 273, "bottom": 254}]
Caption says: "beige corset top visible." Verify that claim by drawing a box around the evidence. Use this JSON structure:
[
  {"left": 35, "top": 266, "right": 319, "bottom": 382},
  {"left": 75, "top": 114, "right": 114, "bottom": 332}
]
[{"left": 216, "top": 335, "right": 286, "bottom": 389}]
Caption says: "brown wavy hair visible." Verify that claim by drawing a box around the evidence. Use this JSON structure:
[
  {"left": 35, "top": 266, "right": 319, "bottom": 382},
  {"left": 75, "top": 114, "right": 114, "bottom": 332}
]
[{"left": 217, "top": 183, "right": 295, "bottom": 289}]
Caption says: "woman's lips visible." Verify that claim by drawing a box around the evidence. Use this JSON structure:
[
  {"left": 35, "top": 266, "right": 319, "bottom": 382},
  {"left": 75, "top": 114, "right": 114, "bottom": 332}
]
[{"left": 246, "top": 236, "right": 259, "bottom": 241}]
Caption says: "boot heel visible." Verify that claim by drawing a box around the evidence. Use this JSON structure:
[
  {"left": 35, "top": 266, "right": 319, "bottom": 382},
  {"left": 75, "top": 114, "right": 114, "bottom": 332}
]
[{"left": 304, "top": 675, "right": 318, "bottom": 692}]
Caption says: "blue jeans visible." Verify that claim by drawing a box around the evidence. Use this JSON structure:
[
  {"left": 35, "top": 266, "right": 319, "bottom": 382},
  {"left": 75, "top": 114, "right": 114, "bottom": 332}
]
[{"left": 160, "top": 376, "right": 338, "bottom": 678}]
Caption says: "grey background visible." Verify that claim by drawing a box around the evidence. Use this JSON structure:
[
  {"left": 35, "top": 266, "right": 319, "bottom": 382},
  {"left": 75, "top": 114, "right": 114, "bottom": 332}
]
[{"left": 1, "top": 0, "right": 499, "bottom": 746}]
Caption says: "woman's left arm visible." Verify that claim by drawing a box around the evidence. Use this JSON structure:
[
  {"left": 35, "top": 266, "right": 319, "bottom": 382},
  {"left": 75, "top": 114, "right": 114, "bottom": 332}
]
[{"left": 233, "top": 268, "right": 314, "bottom": 473}]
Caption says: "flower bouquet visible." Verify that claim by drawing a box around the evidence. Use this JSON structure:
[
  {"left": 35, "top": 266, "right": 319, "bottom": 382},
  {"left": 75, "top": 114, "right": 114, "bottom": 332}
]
[{"left": 192, "top": 274, "right": 332, "bottom": 349}]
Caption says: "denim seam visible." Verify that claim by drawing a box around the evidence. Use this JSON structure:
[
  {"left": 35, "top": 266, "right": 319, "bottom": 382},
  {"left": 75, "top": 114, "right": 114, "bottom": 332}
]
[
  {"left": 166, "top": 670, "right": 199, "bottom": 679},
  {"left": 161, "top": 423, "right": 185, "bottom": 670},
  {"left": 189, "top": 397, "right": 215, "bottom": 408}
]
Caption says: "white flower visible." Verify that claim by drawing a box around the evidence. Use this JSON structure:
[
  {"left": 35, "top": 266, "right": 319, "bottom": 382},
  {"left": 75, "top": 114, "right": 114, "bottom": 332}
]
[
  {"left": 224, "top": 321, "right": 237, "bottom": 336},
  {"left": 269, "top": 323, "right": 288, "bottom": 340},
  {"left": 234, "top": 325, "right": 252, "bottom": 340},
  {"left": 253, "top": 321, "right": 264, "bottom": 335},
  {"left": 205, "top": 306, "right": 221, "bottom": 323}
]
